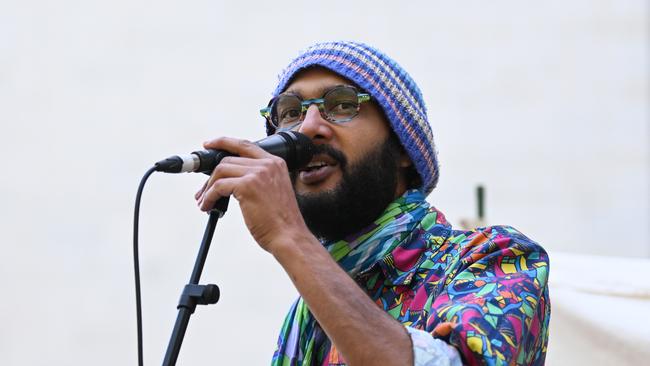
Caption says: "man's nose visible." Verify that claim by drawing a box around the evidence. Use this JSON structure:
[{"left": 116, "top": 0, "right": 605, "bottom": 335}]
[{"left": 298, "top": 104, "right": 333, "bottom": 140}]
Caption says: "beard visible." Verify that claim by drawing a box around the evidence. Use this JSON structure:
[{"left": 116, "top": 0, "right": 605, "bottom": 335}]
[{"left": 292, "top": 135, "right": 402, "bottom": 242}]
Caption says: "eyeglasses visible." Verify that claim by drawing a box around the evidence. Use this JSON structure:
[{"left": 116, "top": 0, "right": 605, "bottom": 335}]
[{"left": 260, "top": 85, "right": 371, "bottom": 132}]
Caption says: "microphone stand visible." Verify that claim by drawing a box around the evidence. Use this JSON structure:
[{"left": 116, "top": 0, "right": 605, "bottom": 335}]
[{"left": 162, "top": 196, "right": 229, "bottom": 366}]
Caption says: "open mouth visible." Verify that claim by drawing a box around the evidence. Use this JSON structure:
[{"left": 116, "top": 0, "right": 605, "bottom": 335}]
[
  {"left": 301, "top": 161, "right": 332, "bottom": 172},
  {"left": 299, "top": 154, "right": 338, "bottom": 171},
  {"left": 298, "top": 155, "right": 339, "bottom": 185}
]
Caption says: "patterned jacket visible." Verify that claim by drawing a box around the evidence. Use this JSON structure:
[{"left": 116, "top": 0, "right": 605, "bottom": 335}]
[{"left": 345, "top": 207, "right": 549, "bottom": 365}]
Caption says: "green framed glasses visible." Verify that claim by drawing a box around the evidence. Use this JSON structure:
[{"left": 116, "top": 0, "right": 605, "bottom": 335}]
[{"left": 260, "top": 85, "right": 371, "bottom": 132}]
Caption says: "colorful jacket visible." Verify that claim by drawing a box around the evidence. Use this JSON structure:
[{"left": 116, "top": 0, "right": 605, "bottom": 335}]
[{"left": 276, "top": 206, "right": 550, "bottom": 365}]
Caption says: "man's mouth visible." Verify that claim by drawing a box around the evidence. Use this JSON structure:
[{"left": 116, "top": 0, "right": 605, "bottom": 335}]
[
  {"left": 301, "top": 160, "right": 331, "bottom": 172},
  {"left": 298, "top": 155, "right": 339, "bottom": 185}
]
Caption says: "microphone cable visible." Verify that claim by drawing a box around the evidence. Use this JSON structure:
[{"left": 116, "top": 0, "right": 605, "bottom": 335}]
[{"left": 133, "top": 166, "right": 156, "bottom": 366}]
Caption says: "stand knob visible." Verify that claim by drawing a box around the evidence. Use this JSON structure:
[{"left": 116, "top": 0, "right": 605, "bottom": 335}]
[{"left": 178, "top": 284, "right": 220, "bottom": 312}]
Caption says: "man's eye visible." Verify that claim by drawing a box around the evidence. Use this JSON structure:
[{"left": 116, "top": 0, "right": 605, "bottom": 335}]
[
  {"left": 280, "top": 109, "right": 301, "bottom": 120},
  {"left": 330, "top": 102, "right": 357, "bottom": 114}
]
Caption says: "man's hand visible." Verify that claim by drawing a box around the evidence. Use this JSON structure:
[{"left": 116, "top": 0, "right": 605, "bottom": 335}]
[
  {"left": 195, "top": 136, "right": 310, "bottom": 254},
  {"left": 195, "top": 138, "right": 413, "bottom": 366}
]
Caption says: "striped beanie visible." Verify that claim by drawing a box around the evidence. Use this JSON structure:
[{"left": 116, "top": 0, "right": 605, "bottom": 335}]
[{"left": 267, "top": 41, "right": 439, "bottom": 194}]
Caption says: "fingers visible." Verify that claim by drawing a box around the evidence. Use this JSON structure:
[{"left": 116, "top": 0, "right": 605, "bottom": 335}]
[
  {"left": 196, "top": 160, "right": 252, "bottom": 204},
  {"left": 195, "top": 180, "right": 208, "bottom": 200},
  {"left": 196, "top": 156, "right": 286, "bottom": 211},
  {"left": 195, "top": 157, "right": 263, "bottom": 199},
  {"left": 194, "top": 137, "right": 291, "bottom": 213},
  {"left": 202, "top": 157, "right": 265, "bottom": 193},
  {"left": 203, "top": 137, "right": 270, "bottom": 159},
  {"left": 198, "top": 177, "right": 239, "bottom": 211}
]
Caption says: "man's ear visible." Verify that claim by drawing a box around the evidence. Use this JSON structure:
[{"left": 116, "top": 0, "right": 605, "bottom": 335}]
[{"left": 399, "top": 150, "right": 413, "bottom": 168}]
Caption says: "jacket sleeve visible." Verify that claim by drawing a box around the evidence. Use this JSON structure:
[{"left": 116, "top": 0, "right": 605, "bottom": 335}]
[{"left": 424, "top": 226, "right": 551, "bottom": 366}]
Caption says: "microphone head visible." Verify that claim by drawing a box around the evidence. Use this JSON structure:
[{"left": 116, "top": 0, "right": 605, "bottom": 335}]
[{"left": 273, "top": 131, "right": 314, "bottom": 171}]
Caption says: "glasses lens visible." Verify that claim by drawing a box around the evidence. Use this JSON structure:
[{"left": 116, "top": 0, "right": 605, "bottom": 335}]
[
  {"left": 272, "top": 95, "right": 302, "bottom": 128},
  {"left": 324, "top": 87, "right": 360, "bottom": 122}
]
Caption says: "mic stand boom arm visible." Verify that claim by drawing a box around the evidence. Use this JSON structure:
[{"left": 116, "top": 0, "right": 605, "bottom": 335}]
[{"left": 162, "top": 196, "right": 229, "bottom": 366}]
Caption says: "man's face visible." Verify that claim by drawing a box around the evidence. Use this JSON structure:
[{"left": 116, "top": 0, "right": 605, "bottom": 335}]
[{"left": 282, "top": 67, "right": 409, "bottom": 240}]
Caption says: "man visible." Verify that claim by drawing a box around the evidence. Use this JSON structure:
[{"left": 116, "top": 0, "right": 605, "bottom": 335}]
[{"left": 196, "top": 41, "right": 550, "bottom": 365}]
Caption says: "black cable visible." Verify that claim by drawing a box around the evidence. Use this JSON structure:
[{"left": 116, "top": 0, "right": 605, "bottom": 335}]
[{"left": 133, "top": 166, "right": 156, "bottom": 366}]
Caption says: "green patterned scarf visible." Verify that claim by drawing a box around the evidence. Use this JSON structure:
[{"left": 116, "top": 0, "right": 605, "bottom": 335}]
[{"left": 272, "top": 190, "right": 430, "bottom": 365}]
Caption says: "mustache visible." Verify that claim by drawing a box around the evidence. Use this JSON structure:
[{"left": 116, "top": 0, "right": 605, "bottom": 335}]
[{"left": 310, "top": 144, "right": 348, "bottom": 169}]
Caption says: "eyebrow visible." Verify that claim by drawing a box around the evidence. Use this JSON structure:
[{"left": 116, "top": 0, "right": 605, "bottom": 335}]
[{"left": 283, "top": 84, "right": 354, "bottom": 98}]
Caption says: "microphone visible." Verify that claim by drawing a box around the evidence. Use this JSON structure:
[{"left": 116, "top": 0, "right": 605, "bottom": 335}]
[{"left": 154, "top": 131, "right": 315, "bottom": 174}]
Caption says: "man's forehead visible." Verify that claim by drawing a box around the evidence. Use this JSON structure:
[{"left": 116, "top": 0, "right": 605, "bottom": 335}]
[{"left": 283, "top": 67, "right": 357, "bottom": 97}]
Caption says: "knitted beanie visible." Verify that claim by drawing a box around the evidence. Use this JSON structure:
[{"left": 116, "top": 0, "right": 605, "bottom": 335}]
[{"left": 266, "top": 41, "right": 439, "bottom": 194}]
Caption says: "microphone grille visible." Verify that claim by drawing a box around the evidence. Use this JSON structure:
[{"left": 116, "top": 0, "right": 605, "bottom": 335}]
[{"left": 278, "top": 132, "right": 314, "bottom": 171}]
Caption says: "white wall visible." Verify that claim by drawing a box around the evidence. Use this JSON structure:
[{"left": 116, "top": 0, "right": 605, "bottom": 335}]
[{"left": 0, "top": 0, "right": 647, "bottom": 364}]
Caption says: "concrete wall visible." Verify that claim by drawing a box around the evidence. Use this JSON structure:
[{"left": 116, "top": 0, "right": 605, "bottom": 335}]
[{"left": 0, "top": 0, "right": 647, "bottom": 364}]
